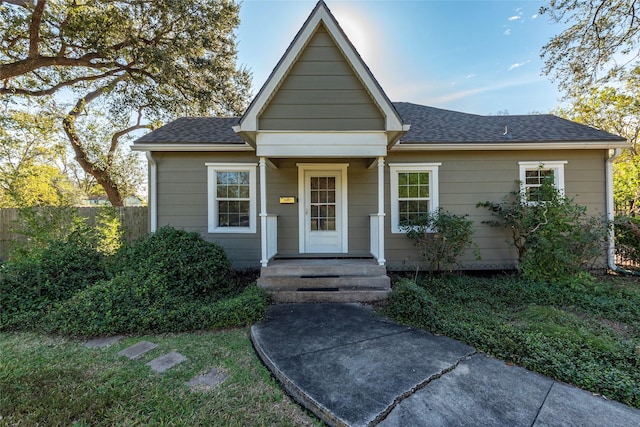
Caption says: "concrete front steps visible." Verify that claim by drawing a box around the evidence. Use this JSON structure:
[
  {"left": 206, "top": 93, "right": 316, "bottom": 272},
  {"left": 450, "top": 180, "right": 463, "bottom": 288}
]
[{"left": 257, "top": 258, "right": 391, "bottom": 303}]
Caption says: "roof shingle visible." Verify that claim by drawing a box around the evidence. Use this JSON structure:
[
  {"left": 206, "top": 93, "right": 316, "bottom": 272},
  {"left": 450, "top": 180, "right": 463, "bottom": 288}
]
[{"left": 133, "top": 103, "right": 625, "bottom": 145}]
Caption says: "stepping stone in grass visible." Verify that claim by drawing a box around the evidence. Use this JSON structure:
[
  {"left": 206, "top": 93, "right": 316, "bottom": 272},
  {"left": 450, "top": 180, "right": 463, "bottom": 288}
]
[
  {"left": 84, "top": 336, "right": 124, "bottom": 349},
  {"left": 187, "top": 367, "right": 228, "bottom": 392},
  {"left": 118, "top": 341, "right": 158, "bottom": 360},
  {"left": 147, "top": 351, "right": 187, "bottom": 373}
]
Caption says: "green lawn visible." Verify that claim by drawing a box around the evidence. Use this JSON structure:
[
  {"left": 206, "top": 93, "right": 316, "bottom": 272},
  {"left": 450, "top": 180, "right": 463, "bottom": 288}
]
[
  {"left": 382, "top": 273, "right": 640, "bottom": 408},
  {"left": 0, "top": 329, "right": 319, "bottom": 426}
]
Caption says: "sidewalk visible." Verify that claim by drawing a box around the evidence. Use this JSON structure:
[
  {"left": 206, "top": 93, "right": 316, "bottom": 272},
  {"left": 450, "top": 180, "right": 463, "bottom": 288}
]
[{"left": 251, "top": 303, "right": 640, "bottom": 427}]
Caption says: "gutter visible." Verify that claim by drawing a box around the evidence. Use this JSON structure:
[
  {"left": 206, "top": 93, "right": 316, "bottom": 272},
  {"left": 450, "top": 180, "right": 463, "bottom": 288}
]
[{"left": 605, "top": 148, "right": 639, "bottom": 275}]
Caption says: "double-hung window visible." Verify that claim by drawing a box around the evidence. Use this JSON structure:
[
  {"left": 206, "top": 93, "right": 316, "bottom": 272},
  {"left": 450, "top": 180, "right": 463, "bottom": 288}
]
[
  {"left": 207, "top": 163, "right": 256, "bottom": 233},
  {"left": 389, "top": 163, "right": 440, "bottom": 233},
  {"left": 518, "top": 161, "right": 566, "bottom": 203}
]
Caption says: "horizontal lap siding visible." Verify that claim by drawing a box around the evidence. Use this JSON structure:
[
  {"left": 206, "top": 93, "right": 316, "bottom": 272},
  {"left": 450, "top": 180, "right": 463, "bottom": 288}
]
[
  {"left": 154, "top": 152, "right": 261, "bottom": 268},
  {"left": 259, "top": 26, "right": 384, "bottom": 131},
  {"left": 384, "top": 149, "right": 608, "bottom": 271}
]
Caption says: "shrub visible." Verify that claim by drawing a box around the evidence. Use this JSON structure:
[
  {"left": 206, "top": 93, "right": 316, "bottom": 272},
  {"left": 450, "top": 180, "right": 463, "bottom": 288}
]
[
  {"left": 401, "top": 208, "right": 477, "bottom": 272},
  {"left": 383, "top": 279, "right": 435, "bottom": 325},
  {"left": 113, "top": 226, "right": 233, "bottom": 299},
  {"left": 0, "top": 229, "right": 107, "bottom": 329},
  {"left": 478, "top": 180, "right": 608, "bottom": 282}
]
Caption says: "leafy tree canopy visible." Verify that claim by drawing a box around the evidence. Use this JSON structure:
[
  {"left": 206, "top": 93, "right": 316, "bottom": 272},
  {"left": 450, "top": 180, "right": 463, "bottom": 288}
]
[
  {"left": 541, "top": 0, "right": 640, "bottom": 93},
  {"left": 0, "top": 0, "right": 251, "bottom": 205},
  {"left": 555, "top": 76, "right": 640, "bottom": 213}
]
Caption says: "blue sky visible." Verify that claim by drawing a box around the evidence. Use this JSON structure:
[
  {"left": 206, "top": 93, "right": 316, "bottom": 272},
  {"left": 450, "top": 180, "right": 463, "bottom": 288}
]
[{"left": 236, "top": 0, "right": 568, "bottom": 115}]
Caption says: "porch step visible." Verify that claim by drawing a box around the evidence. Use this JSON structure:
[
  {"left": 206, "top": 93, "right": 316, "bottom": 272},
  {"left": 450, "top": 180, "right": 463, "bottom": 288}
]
[{"left": 257, "top": 259, "right": 391, "bottom": 303}]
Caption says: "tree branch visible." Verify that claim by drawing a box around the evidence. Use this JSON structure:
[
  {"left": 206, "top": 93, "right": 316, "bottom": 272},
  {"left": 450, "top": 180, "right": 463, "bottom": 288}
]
[
  {"left": 62, "top": 76, "right": 126, "bottom": 206},
  {"left": 0, "top": 68, "right": 124, "bottom": 96},
  {"left": 107, "top": 106, "right": 152, "bottom": 166},
  {"left": 28, "top": 0, "right": 46, "bottom": 58},
  {"left": 0, "top": 53, "right": 104, "bottom": 80}
]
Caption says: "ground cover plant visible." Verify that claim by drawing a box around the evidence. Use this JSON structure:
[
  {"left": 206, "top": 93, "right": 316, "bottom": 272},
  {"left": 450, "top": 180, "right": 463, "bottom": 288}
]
[
  {"left": 382, "top": 274, "right": 640, "bottom": 408},
  {"left": 0, "top": 330, "right": 319, "bottom": 426}
]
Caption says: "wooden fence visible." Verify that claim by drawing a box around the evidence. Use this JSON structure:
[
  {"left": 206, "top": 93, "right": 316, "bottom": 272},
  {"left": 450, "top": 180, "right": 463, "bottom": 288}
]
[{"left": 0, "top": 207, "right": 149, "bottom": 260}]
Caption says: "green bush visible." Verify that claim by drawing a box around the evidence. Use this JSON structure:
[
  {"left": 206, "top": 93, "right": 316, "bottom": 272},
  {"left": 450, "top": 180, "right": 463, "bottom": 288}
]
[
  {"left": 0, "top": 230, "right": 106, "bottom": 329},
  {"left": 383, "top": 279, "right": 435, "bottom": 325},
  {"left": 114, "top": 226, "right": 233, "bottom": 299},
  {"left": 43, "top": 226, "right": 256, "bottom": 335},
  {"left": 401, "top": 208, "right": 477, "bottom": 272},
  {"left": 478, "top": 180, "right": 608, "bottom": 283}
]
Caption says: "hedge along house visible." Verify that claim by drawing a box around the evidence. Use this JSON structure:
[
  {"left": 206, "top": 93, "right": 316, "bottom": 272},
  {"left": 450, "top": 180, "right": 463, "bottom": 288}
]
[{"left": 133, "top": 1, "right": 627, "bottom": 302}]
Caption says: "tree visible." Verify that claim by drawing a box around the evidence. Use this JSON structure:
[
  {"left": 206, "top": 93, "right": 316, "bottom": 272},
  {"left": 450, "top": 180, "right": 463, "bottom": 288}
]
[
  {"left": 0, "top": 0, "right": 251, "bottom": 206},
  {"left": 555, "top": 78, "right": 640, "bottom": 213},
  {"left": 540, "top": 0, "right": 640, "bottom": 94},
  {"left": 0, "top": 103, "right": 81, "bottom": 207}
]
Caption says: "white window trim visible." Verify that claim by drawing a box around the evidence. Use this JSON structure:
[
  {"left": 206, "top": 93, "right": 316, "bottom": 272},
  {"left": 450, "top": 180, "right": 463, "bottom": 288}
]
[
  {"left": 206, "top": 163, "right": 257, "bottom": 233},
  {"left": 518, "top": 161, "right": 567, "bottom": 204},
  {"left": 389, "top": 163, "right": 441, "bottom": 234}
]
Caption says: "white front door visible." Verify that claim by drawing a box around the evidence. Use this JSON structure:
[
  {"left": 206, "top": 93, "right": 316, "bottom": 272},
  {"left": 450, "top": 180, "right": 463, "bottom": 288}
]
[{"left": 298, "top": 164, "right": 348, "bottom": 254}]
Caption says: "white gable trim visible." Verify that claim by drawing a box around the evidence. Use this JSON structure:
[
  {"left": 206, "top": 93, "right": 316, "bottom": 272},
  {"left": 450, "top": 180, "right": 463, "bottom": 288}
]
[
  {"left": 256, "top": 131, "right": 387, "bottom": 157},
  {"left": 236, "top": 1, "right": 404, "bottom": 135}
]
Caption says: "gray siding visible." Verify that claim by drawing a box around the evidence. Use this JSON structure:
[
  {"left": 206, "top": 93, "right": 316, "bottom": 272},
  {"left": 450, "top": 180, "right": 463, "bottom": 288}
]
[
  {"left": 384, "top": 149, "right": 608, "bottom": 271},
  {"left": 154, "top": 151, "right": 262, "bottom": 268},
  {"left": 154, "top": 149, "right": 609, "bottom": 271},
  {"left": 259, "top": 25, "right": 385, "bottom": 131}
]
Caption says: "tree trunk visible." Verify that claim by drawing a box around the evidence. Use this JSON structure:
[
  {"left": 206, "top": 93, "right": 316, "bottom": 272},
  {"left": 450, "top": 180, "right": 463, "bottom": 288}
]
[{"left": 62, "top": 83, "right": 125, "bottom": 207}]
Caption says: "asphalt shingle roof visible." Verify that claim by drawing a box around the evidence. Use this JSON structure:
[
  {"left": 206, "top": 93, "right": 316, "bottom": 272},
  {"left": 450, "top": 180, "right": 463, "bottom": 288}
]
[
  {"left": 393, "top": 102, "right": 625, "bottom": 144},
  {"left": 135, "top": 117, "right": 243, "bottom": 144},
  {"left": 134, "top": 103, "right": 625, "bottom": 145}
]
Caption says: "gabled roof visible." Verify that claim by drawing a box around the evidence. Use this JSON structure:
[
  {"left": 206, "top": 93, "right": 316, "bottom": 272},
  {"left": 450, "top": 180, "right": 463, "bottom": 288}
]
[
  {"left": 133, "top": 104, "right": 626, "bottom": 150},
  {"left": 394, "top": 103, "right": 627, "bottom": 144},
  {"left": 234, "top": 0, "right": 406, "bottom": 141}
]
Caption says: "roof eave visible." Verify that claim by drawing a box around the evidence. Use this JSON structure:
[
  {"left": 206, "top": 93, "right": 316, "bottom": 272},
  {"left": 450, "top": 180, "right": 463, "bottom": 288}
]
[
  {"left": 391, "top": 140, "right": 630, "bottom": 151},
  {"left": 132, "top": 143, "right": 254, "bottom": 152}
]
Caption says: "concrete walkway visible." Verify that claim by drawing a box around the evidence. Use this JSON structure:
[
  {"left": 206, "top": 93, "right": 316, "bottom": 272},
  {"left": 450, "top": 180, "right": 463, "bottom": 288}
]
[{"left": 250, "top": 303, "right": 640, "bottom": 427}]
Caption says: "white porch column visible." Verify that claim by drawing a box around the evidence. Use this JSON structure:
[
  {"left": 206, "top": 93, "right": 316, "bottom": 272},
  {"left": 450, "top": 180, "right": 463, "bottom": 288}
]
[
  {"left": 377, "top": 156, "right": 386, "bottom": 265},
  {"left": 259, "top": 157, "right": 268, "bottom": 267}
]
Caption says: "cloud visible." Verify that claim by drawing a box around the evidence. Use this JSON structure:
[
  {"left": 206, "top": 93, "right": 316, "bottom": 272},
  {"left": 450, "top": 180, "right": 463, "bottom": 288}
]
[
  {"left": 508, "top": 15, "right": 521, "bottom": 21},
  {"left": 504, "top": 28, "right": 512, "bottom": 36},
  {"left": 531, "top": 14, "right": 538, "bottom": 19},
  {"left": 508, "top": 60, "right": 531, "bottom": 71},
  {"left": 466, "top": 73, "right": 476, "bottom": 79}
]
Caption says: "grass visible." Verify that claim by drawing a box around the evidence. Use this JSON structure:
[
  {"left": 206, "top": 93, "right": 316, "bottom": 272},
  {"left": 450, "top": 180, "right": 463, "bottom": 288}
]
[
  {"left": 0, "top": 329, "right": 320, "bottom": 426},
  {"left": 382, "top": 273, "right": 640, "bottom": 408}
]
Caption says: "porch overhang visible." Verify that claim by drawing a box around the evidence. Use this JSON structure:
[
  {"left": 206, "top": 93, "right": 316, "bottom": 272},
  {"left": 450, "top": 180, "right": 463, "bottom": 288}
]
[{"left": 255, "top": 131, "right": 388, "bottom": 157}]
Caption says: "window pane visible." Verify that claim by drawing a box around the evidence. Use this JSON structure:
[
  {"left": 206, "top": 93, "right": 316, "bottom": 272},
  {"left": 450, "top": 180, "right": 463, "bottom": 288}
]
[
  {"left": 217, "top": 185, "right": 227, "bottom": 198},
  {"left": 238, "top": 184, "right": 250, "bottom": 198},
  {"left": 217, "top": 172, "right": 228, "bottom": 184},
  {"left": 398, "top": 173, "right": 408, "bottom": 186},
  {"left": 398, "top": 185, "right": 408, "bottom": 198},
  {"left": 408, "top": 185, "right": 419, "bottom": 198}
]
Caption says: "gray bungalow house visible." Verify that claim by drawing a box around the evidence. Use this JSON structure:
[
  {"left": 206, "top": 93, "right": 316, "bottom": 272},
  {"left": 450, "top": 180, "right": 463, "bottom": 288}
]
[{"left": 133, "top": 1, "right": 627, "bottom": 302}]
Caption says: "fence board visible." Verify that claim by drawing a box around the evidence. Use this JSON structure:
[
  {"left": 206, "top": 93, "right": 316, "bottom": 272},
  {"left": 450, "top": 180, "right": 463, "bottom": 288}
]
[{"left": 0, "top": 207, "right": 149, "bottom": 260}]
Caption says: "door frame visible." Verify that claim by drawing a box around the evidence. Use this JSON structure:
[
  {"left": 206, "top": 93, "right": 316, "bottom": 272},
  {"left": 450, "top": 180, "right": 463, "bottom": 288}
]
[{"left": 297, "top": 163, "right": 349, "bottom": 254}]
